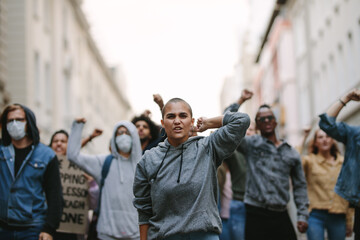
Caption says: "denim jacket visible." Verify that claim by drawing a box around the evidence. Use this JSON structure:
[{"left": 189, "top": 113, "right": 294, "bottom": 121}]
[
  {"left": 239, "top": 135, "right": 309, "bottom": 222},
  {"left": 319, "top": 113, "right": 360, "bottom": 206},
  {"left": 0, "top": 143, "right": 55, "bottom": 226}
]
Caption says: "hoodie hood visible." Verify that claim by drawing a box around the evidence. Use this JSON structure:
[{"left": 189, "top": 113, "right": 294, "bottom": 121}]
[
  {"left": 158, "top": 136, "right": 204, "bottom": 150},
  {"left": 110, "top": 121, "right": 142, "bottom": 169},
  {"left": 1, "top": 104, "right": 40, "bottom": 146}
]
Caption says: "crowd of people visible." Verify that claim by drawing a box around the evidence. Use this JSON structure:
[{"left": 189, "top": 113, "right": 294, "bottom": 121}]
[{"left": 0, "top": 89, "right": 359, "bottom": 240}]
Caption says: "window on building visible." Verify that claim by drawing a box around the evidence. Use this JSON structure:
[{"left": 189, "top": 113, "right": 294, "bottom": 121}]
[
  {"left": 337, "top": 43, "right": 346, "bottom": 92},
  {"left": 33, "top": 0, "right": 39, "bottom": 19},
  {"left": 346, "top": 31, "right": 356, "bottom": 86},
  {"left": 44, "top": 62, "right": 52, "bottom": 112},
  {"left": 87, "top": 71, "right": 92, "bottom": 104},
  {"left": 328, "top": 54, "right": 337, "bottom": 99},
  {"left": 44, "top": 0, "right": 51, "bottom": 31},
  {"left": 63, "top": 71, "right": 72, "bottom": 125},
  {"left": 34, "top": 51, "right": 41, "bottom": 105},
  {"left": 62, "top": 4, "right": 68, "bottom": 49}
]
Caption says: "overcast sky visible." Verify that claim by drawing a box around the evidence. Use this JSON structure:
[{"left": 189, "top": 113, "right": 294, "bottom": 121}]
[{"left": 82, "top": 0, "right": 271, "bottom": 126}]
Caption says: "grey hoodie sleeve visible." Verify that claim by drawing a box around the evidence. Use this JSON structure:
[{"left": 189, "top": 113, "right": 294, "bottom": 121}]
[
  {"left": 66, "top": 121, "right": 104, "bottom": 183},
  {"left": 206, "top": 111, "right": 250, "bottom": 167},
  {"left": 133, "top": 156, "right": 152, "bottom": 225},
  {"left": 223, "top": 103, "right": 240, "bottom": 114}
]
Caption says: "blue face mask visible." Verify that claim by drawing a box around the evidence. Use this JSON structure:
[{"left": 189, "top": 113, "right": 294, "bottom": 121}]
[
  {"left": 7, "top": 120, "right": 27, "bottom": 140},
  {"left": 115, "top": 134, "right": 132, "bottom": 153}
]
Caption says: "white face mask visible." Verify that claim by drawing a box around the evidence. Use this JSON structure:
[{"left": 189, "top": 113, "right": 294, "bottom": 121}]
[
  {"left": 7, "top": 120, "right": 27, "bottom": 140},
  {"left": 116, "top": 134, "right": 132, "bottom": 153}
]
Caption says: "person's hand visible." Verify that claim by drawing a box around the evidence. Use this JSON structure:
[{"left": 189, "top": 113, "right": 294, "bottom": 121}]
[
  {"left": 39, "top": 232, "right": 53, "bottom": 240},
  {"left": 297, "top": 221, "right": 308, "bottom": 233},
  {"left": 344, "top": 88, "right": 360, "bottom": 102},
  {"left": 346, "top": 226, "right": 353, "bottom": 237},
  {"left": 189, "top": 125, "right": 198, "bottom": 137},
  {"left": 195, "top": 117, "right": 208, "bottom": 133},
  {"left": 241, "top": 89, "right": 254, "bottom": 101},
  {"left": 75, "top": 118, "right": 86, "bottom": 123},
  {"left": 303, "top": 127, "right": 311, "bottom": 135},
  {"left": 83, "top": 172, "right": 94, "bottom": 182},
  {"left": 302, "top": 127, "right": 311, "bottom": 139},
  {"left": 153, "top": 94, "right": 164, "bottom": 109},
  {"left": 142, "top": 109, "right": 152, "bottom": 118},
  {"left": 91, "top": 128, "right": 103, "bottom": 139}
]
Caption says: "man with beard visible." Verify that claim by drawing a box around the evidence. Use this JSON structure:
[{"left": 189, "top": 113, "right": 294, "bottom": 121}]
[
  {"left": 239, "top": 104, "right": 309, "bottom": 240},
  {"left": 132, "top": 94, "right": 166, "bottom": 154},
  {"left": 131, "top": 115, "right": 164, "bottom": 154}
]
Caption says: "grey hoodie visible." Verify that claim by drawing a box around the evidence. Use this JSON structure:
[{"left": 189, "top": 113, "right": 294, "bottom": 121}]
[
  {"left": 133, "top": 112, "right": 250, "bottom": 240},
  {"left": 67, "top": 120, "right": 141, "bottom": 240}
]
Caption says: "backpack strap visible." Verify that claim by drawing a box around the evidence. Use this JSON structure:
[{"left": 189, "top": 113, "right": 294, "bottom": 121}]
[
  {"left": 94, "top": 154, "right": 113, "bottom": 216},
  {"left": 100, "top": 154, "right": 113, "bottom": 188}
]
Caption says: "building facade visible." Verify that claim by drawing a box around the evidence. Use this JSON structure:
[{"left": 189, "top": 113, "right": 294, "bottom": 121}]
[
  {"left": 288, "top": 0, "right": 360, "bottom": 129},
  {"left": 247, "top": 0, "right": 360, "bottom": 145},
  {"left": 5, "top": 0, "right": 132, "bottom": 153},
  {"left": 0, "top": 0, "right": 10, "bottom": 109}
]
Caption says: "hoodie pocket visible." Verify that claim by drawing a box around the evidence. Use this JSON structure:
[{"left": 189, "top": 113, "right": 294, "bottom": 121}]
[
  {"left": 186, "top": 210, "right": 213, "bottom": 231},
  {"left": 100, "top": 210, "right": 138, "bottom": 238}
]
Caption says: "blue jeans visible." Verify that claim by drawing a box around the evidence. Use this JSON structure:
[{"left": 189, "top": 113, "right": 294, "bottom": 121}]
[
  {"left": 164, "top": 231, "right": 219, "bottom": 240},
  {"left": 0, "top": 226, "right": 42, "bottom": 240},
  {"left": 228, "top": 200, "right": 246, "bottom": 240},
  {"left": 219, "top": 200, "right": 246, "bottom": 240},
  {"left": 220, "top": 218, "right": 230, "bottom": 240},
  {"left": 307, "top": 209, "right": 346, "bottom": 240}
]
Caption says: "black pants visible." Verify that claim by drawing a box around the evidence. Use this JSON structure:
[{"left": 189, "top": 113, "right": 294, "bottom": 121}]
[
  {"left": 245, "top": 204, "right": 297, "bottom": 240},
  {"left": 355, "top": 206, "right": 360, "bottom": 240}
]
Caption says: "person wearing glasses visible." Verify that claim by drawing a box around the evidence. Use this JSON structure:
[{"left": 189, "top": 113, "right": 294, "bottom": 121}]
[
  {"left": 67, "top": 118, "right": 141, "bottom": 240},
  {"left": 238, "top": 104, "right": 309, "bottom": 240},
  {"left": 0, "top": 104, "right": 63, "bottom": 240}
]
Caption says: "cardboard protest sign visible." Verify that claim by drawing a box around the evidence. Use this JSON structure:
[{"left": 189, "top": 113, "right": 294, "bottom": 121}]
[{"left": 57, "top": 155, "right": 89, "bottom": 234}]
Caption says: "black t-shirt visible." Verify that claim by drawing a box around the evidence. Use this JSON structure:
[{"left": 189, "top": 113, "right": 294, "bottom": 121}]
[{"left": 14, "top": 145, "right": 32, "bottom": 176}]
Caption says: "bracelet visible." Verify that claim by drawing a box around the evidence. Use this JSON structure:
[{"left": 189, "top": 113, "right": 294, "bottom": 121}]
[{"left": 339, "top": 99, "right": 346, "bottom": 107}]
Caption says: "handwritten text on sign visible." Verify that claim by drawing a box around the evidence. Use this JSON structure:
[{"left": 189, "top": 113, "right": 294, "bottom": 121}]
[{"left": 58, "top": 155, "right": 89, "bottom": 234}]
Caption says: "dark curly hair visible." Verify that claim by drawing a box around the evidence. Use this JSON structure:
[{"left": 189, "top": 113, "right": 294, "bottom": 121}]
[
  {"left": 131, "top": 115, "right": 159, "bottom": 141},
  {"left": 49, "top": 129, "right": 69, "bottom": 147}
]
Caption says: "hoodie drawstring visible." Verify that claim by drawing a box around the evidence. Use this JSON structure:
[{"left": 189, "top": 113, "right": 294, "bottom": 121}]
[
  {"left": 153, "top": 146, "right": 170, "bottom": 181},
  {"left": 177, "top": 145, "right": 184, "bottom": 183}
]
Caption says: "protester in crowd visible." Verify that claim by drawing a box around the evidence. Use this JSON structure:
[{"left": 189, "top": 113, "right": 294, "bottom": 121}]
[
  {"left": 319, "top": 88, "right": 360, "bottom": 239},
  {"left": 296, "top": 127, "right": 312, "bottom": 155},
  {"left": 67, "top": 118, "right": 141, "bottom": 240},
  {"left": 153, "top": 93, "right": 165, "bottom": 113},
  {"left": 131, "top": 115, "right": 162, "bottom": 154},
  {"left": 132, "top": 94, "right": 167, "bottom": 154},
  {"left": 218, "top": 89, "right": 254, "bottom": 240},
  {"left": 217, "top": 162, "right": 233, "bottom": 240},
  {"left": 0, "top": 104, "right": 63, "bottom": 240},
  {"left": 133, "top": 97, "right": 250, "bottom": 240},
  {"left": 302, "top": 129, "right": 353, "bottom": 240},
  {"left": 238, "top": 104, "right": 309, "bottom": 240},
  {"left": 49, "top": 128, "right": 103, "bottom": 240}
]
